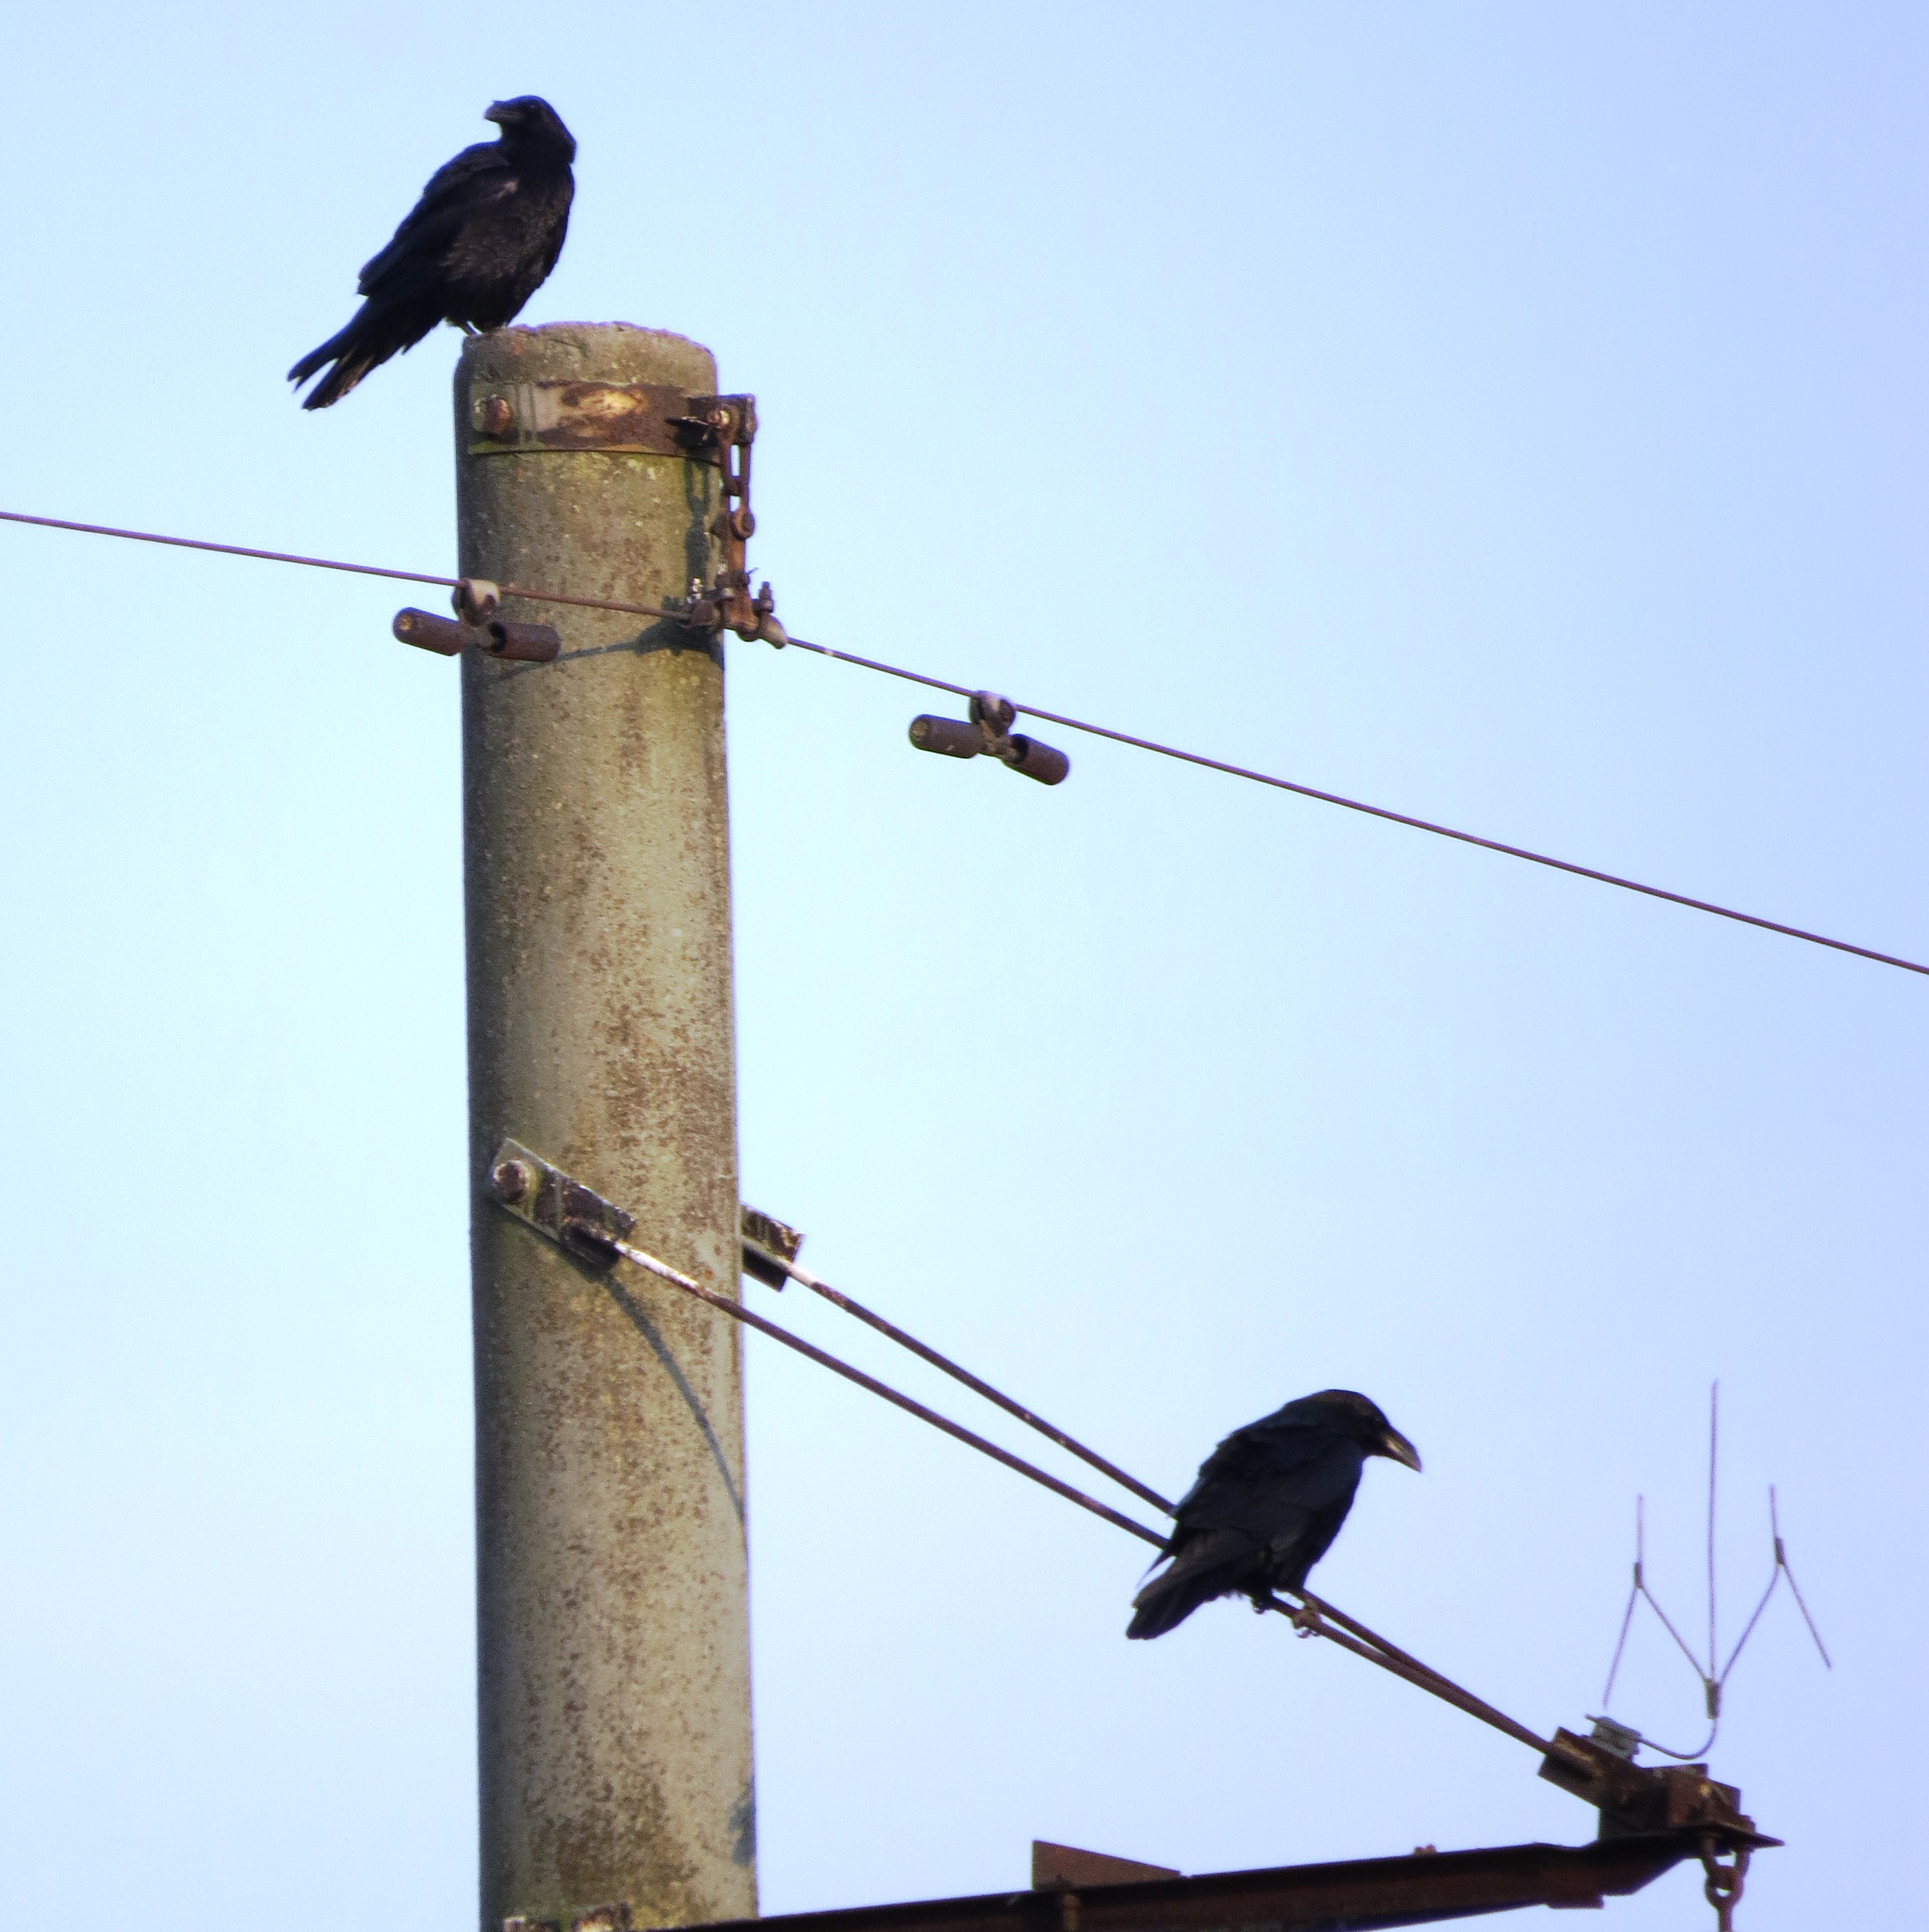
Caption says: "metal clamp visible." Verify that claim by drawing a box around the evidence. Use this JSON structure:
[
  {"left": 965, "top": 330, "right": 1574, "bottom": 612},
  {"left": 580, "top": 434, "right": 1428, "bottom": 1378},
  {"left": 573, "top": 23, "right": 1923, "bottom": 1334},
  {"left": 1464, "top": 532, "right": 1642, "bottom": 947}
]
[
  {"left": 487, "top": 1140, "right": 635, "bottom": 1268},
  {"left": 908, "top": 691, "right": 1071, "bottom": 786},
  {"left": 740, "top": 1206, "right": 804, "bottom": 1289},
  {"left": 487, "top": 1139, "right": 803, "bottom": 1288},
  {"left": 667, "top": 396, "right": 785, "bottom": 645},
  {"left": 1537, "top": 1728, "right": 1780, "bottom": 1852},
  {"left": 453, "top": 577, "right": 501, "bottom": 626}
]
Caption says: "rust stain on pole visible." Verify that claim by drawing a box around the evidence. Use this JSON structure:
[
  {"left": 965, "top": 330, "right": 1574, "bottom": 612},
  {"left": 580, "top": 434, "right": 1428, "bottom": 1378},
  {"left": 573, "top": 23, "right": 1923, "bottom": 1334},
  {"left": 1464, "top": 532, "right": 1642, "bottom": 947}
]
[{"left": 458, "top": 324, "right": 754, "bottom": 1932}]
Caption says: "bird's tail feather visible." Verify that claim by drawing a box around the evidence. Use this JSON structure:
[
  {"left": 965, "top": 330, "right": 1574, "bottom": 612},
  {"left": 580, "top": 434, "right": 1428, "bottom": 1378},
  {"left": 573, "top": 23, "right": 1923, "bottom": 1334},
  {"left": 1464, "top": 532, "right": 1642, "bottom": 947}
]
[
  {"left": 288, "top": 315, "right": 382, "bottom": 410},
  {"left": 289, "top": 298, "right": 440, "bottom": 410},
  {"left": 1125, "top": 1530, "right": 1255, "bottom": 1640}
]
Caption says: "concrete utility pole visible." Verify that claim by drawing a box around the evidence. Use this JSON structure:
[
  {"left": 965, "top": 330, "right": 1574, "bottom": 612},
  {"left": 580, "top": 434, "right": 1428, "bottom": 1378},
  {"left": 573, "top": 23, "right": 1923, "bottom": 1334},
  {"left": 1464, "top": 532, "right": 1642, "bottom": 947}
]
[{"left": 458, "top": 325, "right": 755, "bottom": 1932}]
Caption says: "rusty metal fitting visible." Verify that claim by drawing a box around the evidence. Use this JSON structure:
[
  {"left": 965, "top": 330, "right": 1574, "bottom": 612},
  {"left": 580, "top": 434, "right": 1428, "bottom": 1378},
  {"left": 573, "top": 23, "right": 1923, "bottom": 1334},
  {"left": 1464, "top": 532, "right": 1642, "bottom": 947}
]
[
  {"left": 969, "top": 690, "right": 1018, "bottom": 756},
  {"left": 473, "top": 394, "right": 516, "bottom": 437},
  {"left": 394, "top": 607, "right": 476, "bottom": 656},
  {"left": 680, "top": 589, "right": 723, "bottom": 632},
  {"left": 570, "top": 1908, "right": 633, "bottom": 1932},
  {"left": 484, "top": 617, "right": 563, "bottom": 663},
  {"left": 909, "top": 694, "right": 1071, "bottom": 786},
  {"left": 675, "top": 574, "right": 779, "bottom": 645},
  {"left": 491, "top": 1157, "right": 532, "bottom": 1203},
  {"left": 1587, "top": 1717, "right": 1642, "bottom": 1762},
  {"left": 748, "top": 580, "right": 778, "bottom": 642},
  {"left": 1698, "top": 1839, "right": 1748, "bottom": 1932},
  {"left": 559, "top": 1215, "right": 623, "bottom": 1266},
  {"left": 909, "top": 714, "right": 984, "bottom": 760},
  {"left": 452, "top": 577, "right": 502, "bottom": 626},
  {"left": 740, "top": 1204, "right": 804, "bottom": 1290},
  {"left": 1004, "top": 732, "right": 1071, "bottom": 787}
]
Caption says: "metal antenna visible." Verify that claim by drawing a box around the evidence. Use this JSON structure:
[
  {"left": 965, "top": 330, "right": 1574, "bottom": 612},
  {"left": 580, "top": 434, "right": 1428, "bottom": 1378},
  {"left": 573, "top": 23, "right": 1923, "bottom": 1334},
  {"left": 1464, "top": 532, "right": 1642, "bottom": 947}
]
[
  {"left": 1598, "top": 1385, "right": 1829, "bottom": 1762},
  {"left": 1707, "top": 1383, "right": 1719, "bottom": 1693}
]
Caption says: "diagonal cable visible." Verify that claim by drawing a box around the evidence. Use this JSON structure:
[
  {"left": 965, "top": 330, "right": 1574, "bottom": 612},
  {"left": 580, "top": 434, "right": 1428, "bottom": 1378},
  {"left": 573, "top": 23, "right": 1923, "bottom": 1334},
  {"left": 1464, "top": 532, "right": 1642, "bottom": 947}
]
[
  {"left": 575, "top": 1217, "right": 1555, "bottom": 1762},
  {"left": 745, "top": 1239, "right": 1175, "bottom": 1514}
]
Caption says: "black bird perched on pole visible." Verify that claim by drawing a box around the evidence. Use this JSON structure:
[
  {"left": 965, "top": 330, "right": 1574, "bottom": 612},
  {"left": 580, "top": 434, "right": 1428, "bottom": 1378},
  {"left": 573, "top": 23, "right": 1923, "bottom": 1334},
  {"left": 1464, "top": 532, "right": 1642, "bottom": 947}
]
[
  {"left": 1127, "top": 1389, "right": 1420, "bottom": 1640},
  {"left": 289, "top": 97, "right": 575, "bottom": 410}
]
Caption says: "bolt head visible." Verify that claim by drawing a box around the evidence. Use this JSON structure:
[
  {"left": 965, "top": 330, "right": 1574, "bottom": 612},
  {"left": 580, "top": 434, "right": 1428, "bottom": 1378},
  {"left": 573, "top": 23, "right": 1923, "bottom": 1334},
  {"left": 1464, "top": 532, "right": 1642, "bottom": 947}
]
[
  {"left": 491, "top": 1158, "right": 531, "bottom": 1203},
  {"left": 473, "top": 395, "right": 516, "bottom": 435}
]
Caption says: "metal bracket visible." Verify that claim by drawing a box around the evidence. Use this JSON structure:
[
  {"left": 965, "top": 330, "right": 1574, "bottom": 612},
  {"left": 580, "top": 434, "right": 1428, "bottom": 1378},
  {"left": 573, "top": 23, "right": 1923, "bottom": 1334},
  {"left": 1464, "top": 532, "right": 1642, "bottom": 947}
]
[
  {"left": 467, "top": 380, "right": 732, "bottom": 459},
  {"left": 487, "top": 1139, "right": 635, "bottom": 1268},
  {"left": 741, "top": 1206, "right": 804, "bottom": 1289},
  {"left": 1537, "top": 1729, "right": 1779, "bottom": 1850},
  {"left": 486, "top": 1138, "right": 803, "bottom": 1286},
  {"left": 667, "top": 396, "right": 786, "bottom": 646},
  {"left": 504, "top": 1904, "right": 633, "bottom": 1932},
  {"left": 464, "top": 379, "right": 781, "bottom": 645}
]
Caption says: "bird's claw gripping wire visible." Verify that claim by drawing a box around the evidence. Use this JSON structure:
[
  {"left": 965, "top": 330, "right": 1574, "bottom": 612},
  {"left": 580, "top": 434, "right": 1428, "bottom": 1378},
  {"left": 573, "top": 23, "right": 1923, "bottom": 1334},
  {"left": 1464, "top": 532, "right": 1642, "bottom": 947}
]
[{"left": 1256, "top": 1592, "right": 1325, "bottom": 1638}]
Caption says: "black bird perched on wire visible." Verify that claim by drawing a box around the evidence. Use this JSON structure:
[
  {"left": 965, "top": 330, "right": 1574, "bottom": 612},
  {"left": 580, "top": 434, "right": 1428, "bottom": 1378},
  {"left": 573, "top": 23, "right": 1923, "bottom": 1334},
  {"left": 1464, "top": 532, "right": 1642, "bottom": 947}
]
[
  {"left": 289, "top": 97, "right": 576, "bottom": 410},
  {"left": 1127, "top": 1389, "right": 1421, "bottom": 1640}
]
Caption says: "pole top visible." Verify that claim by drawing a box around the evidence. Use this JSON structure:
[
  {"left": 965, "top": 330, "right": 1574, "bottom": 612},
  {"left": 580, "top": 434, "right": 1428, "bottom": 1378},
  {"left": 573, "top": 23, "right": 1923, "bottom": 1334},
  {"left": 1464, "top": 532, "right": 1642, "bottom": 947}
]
[{"left": 460, "top": 322, "right": 717, "bottom": 394}]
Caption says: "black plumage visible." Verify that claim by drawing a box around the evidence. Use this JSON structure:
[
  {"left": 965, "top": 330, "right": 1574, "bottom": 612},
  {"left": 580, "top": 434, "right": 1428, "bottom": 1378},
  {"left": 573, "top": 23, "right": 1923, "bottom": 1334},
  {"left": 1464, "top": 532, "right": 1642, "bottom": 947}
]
[
  {"left": 1126, "top": 1389, "right": 1420, "bottom": 1640},
  {"left": 289, "top": 97, "right": 575, "bottom": 410}
]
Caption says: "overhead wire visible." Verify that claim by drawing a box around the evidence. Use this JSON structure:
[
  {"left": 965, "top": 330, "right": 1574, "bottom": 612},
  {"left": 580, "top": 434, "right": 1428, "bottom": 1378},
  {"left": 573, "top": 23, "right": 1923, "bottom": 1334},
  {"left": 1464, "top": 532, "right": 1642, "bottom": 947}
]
[{"left": 4, "top": 504, "right": 1925, "bottom": 980}]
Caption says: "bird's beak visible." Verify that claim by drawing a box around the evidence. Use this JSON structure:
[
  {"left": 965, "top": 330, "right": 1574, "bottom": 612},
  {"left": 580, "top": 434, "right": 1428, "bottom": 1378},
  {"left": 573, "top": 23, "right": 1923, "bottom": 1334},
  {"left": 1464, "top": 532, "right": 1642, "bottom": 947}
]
[
  {"left": 1377, "top": 1427, "right": 1422, "bottom": 1473},
  {"left": 484, "top": 102, "right": 510, "bottom": 125}
]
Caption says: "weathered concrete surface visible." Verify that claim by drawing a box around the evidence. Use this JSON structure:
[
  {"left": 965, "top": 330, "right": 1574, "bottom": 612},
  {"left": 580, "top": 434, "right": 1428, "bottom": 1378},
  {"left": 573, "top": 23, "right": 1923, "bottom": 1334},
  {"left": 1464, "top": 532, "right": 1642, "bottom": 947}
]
[{"left": 458, "top": 324, "right": 754, "bottom": 1932}]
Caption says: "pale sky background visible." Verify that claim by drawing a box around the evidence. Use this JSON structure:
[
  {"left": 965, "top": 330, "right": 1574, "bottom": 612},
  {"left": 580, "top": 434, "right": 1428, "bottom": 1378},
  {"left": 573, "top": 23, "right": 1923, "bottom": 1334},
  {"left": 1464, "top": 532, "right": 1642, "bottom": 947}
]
[{"left": 3, "top": 6, "right": 1924, "bottom": 1929}]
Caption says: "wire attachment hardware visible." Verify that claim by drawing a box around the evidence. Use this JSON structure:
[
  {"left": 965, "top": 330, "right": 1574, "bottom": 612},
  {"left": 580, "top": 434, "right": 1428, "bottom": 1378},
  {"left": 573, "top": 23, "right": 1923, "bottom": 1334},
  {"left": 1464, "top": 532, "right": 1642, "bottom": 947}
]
[
  {"left": 909, "top": 691, "right": 1071, "bottom": 785},
  {"left": 393, "top": 606, "right": 562, "bottom": 664},
  {"left": 452, "top": 577, "right": 500, "bottom": 625},
  {"left": 667, "top": 396, "right": 785, "bottom": 644}
]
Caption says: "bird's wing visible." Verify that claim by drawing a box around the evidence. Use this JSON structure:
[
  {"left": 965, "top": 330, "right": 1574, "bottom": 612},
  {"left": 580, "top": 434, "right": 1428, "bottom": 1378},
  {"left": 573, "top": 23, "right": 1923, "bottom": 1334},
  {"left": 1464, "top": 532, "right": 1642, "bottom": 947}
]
[
  {"left": 529, "top": 177, "right": 574, "bottom": 282},
  {"left": 356, "top": 141, "right": 517, "bottom": 294},
  {"left": 1172, "top": 1419, "right": 1364, "bottom": 1540}
]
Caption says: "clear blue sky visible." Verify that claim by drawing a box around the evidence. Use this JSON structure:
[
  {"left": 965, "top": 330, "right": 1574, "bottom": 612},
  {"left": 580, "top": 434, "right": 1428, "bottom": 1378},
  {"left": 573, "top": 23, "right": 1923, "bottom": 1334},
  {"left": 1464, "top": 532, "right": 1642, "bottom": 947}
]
[{"left": 3, "top": 6, "right": 1923, "bottom": 1929}]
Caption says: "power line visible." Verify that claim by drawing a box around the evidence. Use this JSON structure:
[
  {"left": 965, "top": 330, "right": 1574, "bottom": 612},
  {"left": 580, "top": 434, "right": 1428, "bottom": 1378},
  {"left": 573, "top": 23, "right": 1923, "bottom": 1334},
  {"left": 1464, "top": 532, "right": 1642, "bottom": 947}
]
[
  {"left": 0, "top": 507, "right": 683, "bottom": 622},
  {"left": 6, "top": 504, "right": 1924, "bottom": 980}
]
